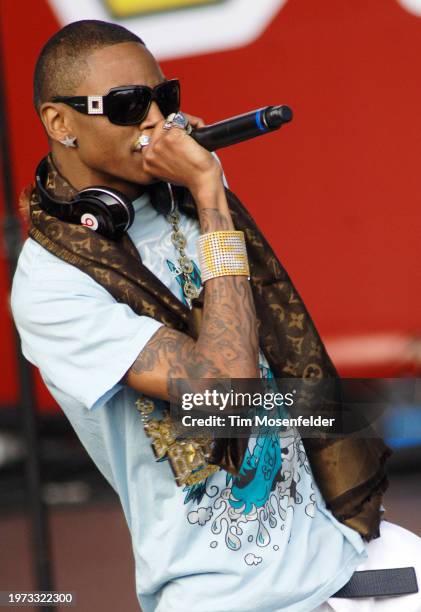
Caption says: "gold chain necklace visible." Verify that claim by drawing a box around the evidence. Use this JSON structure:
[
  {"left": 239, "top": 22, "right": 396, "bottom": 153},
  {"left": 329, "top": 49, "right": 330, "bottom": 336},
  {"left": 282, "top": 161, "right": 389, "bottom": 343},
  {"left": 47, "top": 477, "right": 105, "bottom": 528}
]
[{"left": 166, "top": 184, "right": 200, "bottom": 304}]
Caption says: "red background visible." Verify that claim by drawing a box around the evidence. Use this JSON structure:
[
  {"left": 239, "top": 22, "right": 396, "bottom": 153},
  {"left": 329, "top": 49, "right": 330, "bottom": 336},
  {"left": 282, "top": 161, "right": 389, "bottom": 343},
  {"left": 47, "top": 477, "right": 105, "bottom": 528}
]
[{"left": 1, "top": 0, "right": 420, "bottom": 411}]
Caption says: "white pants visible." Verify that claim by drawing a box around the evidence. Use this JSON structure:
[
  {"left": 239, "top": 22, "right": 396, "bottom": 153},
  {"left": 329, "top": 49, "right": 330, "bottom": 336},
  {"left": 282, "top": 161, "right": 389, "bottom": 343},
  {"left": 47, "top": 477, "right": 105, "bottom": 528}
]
[{"left": 314, "top": 521, "right": 421, "bottom": 611}]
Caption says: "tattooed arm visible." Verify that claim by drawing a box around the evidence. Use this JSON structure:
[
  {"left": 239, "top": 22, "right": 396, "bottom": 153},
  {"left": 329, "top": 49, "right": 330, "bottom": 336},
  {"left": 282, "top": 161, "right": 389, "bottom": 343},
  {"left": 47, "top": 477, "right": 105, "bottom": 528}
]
[{"left": 124, "top": 178, "right": 260, "bottom": 402}]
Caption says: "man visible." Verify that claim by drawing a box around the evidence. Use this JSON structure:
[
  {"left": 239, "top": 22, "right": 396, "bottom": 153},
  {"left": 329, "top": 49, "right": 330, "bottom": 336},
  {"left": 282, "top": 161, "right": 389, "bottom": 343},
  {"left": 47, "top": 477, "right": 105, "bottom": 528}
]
[{"left": 11, "top": 20, "right": 421, "bottom": 612}]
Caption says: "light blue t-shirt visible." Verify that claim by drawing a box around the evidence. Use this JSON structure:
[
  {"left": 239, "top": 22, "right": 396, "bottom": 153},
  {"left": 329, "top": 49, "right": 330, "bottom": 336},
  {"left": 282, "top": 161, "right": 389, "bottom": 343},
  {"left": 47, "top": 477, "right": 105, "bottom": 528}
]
[{"left": 11, "top": 192, "right": 366, "bottom": 612}]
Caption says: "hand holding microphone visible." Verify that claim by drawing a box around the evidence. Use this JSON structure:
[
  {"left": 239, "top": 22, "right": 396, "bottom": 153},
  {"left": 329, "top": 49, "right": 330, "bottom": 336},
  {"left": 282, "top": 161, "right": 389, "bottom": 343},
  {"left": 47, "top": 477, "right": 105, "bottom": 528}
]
[
  {"left": 135, "top": 105, "right": 293, "bottom": 196},
  {"left": 139, "top": 113, "right": 223, "bottom": 196}
]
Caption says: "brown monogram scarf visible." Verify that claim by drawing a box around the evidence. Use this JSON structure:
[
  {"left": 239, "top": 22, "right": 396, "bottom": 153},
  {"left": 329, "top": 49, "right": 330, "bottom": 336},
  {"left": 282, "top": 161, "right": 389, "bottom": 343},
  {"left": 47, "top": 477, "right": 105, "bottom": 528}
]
[{"left": 26, "top": 157, "right": 391, "bottom": 541}]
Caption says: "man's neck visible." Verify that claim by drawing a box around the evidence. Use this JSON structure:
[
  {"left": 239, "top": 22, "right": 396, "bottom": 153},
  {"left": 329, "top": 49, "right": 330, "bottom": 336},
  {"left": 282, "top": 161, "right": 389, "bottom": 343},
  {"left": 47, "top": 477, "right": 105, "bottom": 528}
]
[{"left": 46, "top": 154, "right": 78, "bottom": 201}]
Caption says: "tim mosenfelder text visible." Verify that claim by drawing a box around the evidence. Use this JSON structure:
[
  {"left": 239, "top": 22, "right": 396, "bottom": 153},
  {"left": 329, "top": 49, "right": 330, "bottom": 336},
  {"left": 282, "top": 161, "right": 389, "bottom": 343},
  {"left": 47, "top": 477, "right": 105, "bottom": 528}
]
[{"left": 180, "top": 389, "right": 335, "bottom": 429}]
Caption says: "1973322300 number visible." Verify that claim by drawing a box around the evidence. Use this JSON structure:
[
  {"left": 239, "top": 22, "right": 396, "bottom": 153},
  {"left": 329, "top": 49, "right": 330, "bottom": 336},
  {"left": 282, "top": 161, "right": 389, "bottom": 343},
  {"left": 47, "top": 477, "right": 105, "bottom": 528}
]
[{"left": 4, "top": 592, "right": 74, "bottom": 606}]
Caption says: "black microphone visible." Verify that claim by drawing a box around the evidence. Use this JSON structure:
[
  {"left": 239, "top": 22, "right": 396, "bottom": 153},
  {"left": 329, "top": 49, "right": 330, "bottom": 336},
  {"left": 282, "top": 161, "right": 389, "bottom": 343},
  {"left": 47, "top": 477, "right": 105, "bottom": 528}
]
[{"left": 190, "top": 105, "right": 293, "bottom": 151}]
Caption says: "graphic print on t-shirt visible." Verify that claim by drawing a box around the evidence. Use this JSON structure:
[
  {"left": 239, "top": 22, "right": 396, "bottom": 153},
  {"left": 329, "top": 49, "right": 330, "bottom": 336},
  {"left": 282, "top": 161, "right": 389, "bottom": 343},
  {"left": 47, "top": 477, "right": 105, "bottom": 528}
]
[
  {"left": 182, "top": 373, "right": 317, "bottom": 566},
  {"left": 182, "top": 430, "right": 317, "bottom": 566}
]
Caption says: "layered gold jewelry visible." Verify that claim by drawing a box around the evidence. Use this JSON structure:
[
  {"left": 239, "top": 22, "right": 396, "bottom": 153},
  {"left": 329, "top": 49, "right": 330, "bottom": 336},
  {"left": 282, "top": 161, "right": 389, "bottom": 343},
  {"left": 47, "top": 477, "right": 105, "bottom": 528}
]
[
  {"left": 135, "top": 396, "right": 219, "bottom": 486},
  {"left": 197, "top": 230, "right": 250, "bottom": 283}
]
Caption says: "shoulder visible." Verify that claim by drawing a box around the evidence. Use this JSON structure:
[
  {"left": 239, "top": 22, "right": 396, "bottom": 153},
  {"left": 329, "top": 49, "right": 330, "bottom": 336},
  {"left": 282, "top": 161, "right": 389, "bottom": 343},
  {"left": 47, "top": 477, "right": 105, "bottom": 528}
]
[
  {"left": 13, "top": 237, "right": 103, "bottom": 285},
  {"left": 11, "top": 238, "right": 113, "bottom": 324}
]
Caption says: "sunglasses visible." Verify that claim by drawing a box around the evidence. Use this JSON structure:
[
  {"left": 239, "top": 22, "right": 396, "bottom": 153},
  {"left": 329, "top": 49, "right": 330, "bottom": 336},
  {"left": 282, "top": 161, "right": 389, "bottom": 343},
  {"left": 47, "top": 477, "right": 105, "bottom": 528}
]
[{"left": 52, "top": 79, "right": 180, "bottom": 126}]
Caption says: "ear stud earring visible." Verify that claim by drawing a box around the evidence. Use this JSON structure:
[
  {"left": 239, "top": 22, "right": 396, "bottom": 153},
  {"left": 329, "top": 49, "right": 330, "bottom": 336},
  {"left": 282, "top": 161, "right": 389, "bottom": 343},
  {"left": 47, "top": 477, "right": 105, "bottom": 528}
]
[{"left": 59, "top": 135, "right": 78, "bottom": 148}]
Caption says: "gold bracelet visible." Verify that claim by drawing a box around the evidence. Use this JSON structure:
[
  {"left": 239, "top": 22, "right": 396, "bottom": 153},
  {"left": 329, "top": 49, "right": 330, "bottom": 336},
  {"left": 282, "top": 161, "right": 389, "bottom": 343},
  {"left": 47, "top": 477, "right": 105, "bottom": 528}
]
[{"left": 196, "top": 230, "right": 250, "bottom": 283}]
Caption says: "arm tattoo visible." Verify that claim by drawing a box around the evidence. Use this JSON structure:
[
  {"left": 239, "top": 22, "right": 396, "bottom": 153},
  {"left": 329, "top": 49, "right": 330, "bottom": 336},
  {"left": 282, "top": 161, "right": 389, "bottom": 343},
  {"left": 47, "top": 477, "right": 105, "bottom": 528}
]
[
  {"left": 199, "top": 207, "right": 231, "bottom": 232},
  {"left": 129, "top": 195, "right": 260, "bottom": 397}
]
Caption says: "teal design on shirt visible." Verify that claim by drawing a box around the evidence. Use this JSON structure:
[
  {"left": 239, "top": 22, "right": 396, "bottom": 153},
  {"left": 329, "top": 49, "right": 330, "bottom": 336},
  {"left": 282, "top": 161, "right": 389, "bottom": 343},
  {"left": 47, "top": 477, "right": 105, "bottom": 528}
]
[{"left": 227, "top": 433, "right": 283, "bottom": 515}]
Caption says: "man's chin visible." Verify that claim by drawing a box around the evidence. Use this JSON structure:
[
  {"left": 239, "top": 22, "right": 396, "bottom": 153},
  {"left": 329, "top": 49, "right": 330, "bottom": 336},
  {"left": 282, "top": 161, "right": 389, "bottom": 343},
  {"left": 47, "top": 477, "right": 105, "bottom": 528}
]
[
  {"left": 123, "top": 169, "right": 160, "bottom": 187},
  {"left": 104, "top": 172, "right": 159, "bottom": 198}
]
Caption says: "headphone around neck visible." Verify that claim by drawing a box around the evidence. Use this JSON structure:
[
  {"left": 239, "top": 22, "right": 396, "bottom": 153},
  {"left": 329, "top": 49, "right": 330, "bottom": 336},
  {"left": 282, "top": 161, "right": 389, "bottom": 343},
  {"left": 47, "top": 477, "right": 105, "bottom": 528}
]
[
  {"left": 35, "top": 157, "right": 135, "bottom": 240},
  {"left": 35, "top": 157, "right": 184, "bottom": 240}
]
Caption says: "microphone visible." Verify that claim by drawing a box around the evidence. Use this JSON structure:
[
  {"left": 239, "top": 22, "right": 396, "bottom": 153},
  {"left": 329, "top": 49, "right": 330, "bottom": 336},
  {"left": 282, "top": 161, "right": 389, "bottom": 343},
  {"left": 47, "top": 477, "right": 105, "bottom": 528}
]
[{"left": 190, "top": 105, "right": 293, "bottom": 151}]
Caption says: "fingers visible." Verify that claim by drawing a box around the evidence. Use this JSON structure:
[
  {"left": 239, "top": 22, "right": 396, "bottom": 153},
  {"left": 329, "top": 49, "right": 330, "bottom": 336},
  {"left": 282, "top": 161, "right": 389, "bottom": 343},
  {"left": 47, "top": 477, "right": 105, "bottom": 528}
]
[
  {"left": 140, "top": 115, "right": 217, "bottom": 189},
  {"left": 183, "top": 112, "right": 205, "bottom": 129},
  {"left": 141, "top": 118, "right": 191, "bottom": 180},
  {"left": 148, "top": 118, "right": 188, "bottom": 148}
]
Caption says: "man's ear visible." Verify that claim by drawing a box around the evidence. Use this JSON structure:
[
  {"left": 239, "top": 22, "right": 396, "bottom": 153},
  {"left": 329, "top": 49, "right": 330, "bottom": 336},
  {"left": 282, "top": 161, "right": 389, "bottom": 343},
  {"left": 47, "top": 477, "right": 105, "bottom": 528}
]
[{"left": 39, "top": 102, "right": 76, "bottom": 145}]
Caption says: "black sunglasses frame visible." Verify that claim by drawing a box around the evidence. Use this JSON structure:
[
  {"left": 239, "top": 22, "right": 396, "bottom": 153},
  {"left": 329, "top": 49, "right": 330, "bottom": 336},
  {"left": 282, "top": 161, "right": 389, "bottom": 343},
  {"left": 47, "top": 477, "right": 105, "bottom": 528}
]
[{"left": 52, "top": 79, "right": 180, "bottom": 126}]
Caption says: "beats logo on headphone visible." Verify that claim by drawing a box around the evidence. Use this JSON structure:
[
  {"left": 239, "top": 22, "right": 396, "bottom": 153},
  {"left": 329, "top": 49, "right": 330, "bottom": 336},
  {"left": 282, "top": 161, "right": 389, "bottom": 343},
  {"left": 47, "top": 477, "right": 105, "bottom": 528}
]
[
  {"left": 35, "top": 157, "right": 135, "bottom": 240},
  {"left": 80, "top": 213, "right": 99, "bottom": 231}
]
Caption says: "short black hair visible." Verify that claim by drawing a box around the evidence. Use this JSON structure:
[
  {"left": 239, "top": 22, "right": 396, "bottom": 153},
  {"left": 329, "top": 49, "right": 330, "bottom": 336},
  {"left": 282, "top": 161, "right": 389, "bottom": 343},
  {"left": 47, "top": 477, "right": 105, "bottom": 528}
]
[{"left": 33, "top": 20, "right": 144, "bottom": 111}]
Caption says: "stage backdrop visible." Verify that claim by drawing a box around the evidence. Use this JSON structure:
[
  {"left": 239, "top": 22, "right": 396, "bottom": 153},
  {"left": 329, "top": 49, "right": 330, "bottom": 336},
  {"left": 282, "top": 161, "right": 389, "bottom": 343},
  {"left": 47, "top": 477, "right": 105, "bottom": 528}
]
[{"left": 1, "top": 0, "right": 420, "bottom": 411}]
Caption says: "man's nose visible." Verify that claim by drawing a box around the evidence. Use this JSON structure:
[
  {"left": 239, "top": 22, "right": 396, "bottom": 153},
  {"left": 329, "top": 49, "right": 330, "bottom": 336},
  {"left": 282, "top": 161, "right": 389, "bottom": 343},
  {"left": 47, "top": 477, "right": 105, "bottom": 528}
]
[{"left": 138, "top": 101, "right": 164, "bottom": 131}]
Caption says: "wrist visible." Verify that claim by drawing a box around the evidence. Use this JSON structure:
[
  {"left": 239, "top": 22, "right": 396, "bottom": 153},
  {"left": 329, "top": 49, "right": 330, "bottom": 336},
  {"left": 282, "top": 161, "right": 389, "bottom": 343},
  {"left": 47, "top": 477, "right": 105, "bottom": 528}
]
[
  {"left": 188, "top": 165, "right": 224, "bottom": 202},
  {"left": 195, "top": 188, "right": 234, "bottom": 232}
]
